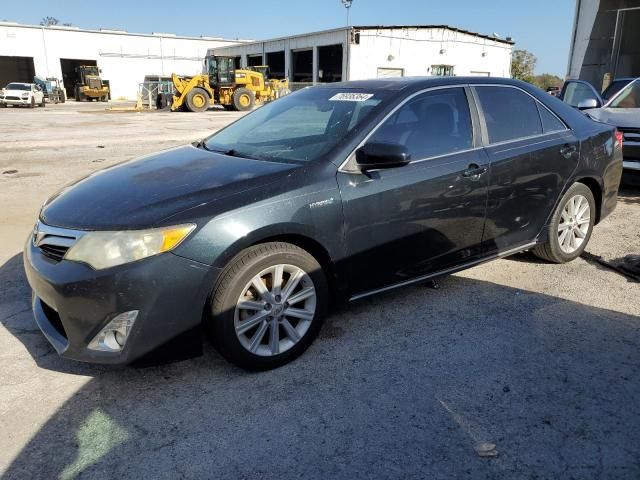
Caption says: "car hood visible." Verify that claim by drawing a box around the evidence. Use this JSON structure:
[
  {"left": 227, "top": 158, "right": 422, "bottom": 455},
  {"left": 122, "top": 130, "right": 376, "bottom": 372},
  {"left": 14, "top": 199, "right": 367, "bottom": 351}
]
[
  {"left": 587, "top": 108, "right": 640, "bottom": 128},
  {"left": 40, "top": 144, "right": 298, "bottom": 230}
]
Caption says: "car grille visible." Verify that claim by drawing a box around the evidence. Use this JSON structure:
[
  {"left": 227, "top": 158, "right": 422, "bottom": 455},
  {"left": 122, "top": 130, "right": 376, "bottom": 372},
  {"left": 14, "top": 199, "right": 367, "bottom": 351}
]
[
  {"left": 33, "top": 222, "right": 80, "bottom": 264},
  {"left": 5, "top": 96, "right": 20, "bottom": 100},
  {"left": 618, "top": 127, "right": 640, "bottom": 143},
  {"left": 39, "top": 244, "right": 70, "bottom": 262},
  {"left": 88, "top": 78, "right": 101, "bottom": 89}
]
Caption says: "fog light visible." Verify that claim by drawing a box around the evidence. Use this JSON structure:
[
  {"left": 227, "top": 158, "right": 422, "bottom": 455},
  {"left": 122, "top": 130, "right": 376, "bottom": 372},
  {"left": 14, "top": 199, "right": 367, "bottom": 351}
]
[{"left": 88, "top": 310, "right": 138, "bottom": 352}]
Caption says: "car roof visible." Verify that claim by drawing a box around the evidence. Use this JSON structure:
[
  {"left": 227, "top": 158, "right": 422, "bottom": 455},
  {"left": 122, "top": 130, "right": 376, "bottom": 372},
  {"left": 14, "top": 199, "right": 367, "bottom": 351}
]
[{"left": 313, "top": 76, "right": 527, "bottom": 91}]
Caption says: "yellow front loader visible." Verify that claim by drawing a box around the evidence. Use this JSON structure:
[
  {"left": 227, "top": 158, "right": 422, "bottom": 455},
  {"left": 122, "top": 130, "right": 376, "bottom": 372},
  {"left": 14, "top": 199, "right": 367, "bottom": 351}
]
[{"left": 171, "top": 56, "right": 289, "bottom": 112}]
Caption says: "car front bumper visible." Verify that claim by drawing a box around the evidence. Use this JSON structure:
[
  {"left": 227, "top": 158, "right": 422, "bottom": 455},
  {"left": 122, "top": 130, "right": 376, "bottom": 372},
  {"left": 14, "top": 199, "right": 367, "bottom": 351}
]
[
  {"left": 23, "top": 235, "right": 219, "bottom": 364},
  {"left": 0, "top": 98, "right": 32, "bottom": 106}
]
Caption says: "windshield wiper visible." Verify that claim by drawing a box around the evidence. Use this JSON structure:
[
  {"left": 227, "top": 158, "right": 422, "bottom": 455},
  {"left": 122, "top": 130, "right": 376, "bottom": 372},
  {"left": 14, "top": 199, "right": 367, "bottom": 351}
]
[{"left": 195, "top": 140, "right": 253, "bottom": 158}]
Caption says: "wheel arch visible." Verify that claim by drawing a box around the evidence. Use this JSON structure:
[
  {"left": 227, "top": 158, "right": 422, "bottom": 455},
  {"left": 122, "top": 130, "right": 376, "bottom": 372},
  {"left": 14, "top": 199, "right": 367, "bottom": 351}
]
[
  {"left": 575, "top": 176, "right": 603, "bottom": 224},
  {"left": 212, "top": 228, "right": 343, "bottom": 302}
]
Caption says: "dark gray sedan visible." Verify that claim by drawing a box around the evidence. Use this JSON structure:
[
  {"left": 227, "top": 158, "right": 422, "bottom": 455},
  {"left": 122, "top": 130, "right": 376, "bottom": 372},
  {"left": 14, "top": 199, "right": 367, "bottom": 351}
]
[{"left": 24, "top": 77, "right": 623, "bottom": 370}]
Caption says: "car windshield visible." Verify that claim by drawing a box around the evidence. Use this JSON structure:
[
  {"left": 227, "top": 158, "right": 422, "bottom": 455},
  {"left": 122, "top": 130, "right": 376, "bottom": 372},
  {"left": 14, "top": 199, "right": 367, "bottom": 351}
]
[
  {"left": 203, "top": 88, "right": 389, "bottom": 163},
  {"left": 5, "top": 83, "right": 30, "bottom": 91},
  {"left": 607, "top": 79, "right": 640, "bottom": 109},
  {"left": 602, "top": 79, "right": 633, "bottom": 101}
]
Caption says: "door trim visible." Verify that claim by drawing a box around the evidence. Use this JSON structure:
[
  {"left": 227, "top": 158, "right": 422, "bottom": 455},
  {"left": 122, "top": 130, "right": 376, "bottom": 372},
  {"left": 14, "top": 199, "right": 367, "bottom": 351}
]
[{"left": 349, "top": 241, "right": 537, "bottom": 301}]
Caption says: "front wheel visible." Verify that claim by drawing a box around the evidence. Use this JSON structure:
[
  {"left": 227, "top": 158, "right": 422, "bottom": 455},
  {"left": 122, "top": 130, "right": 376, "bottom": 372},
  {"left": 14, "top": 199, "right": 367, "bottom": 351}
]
[
  {"left": 533, "top": 182, "right": 596, "bottom": 263},
  {"left": 232, "top": 87, "right": 255, "bottom": 111},
  {"left": 207, "top": 242, "right": 328, "bottom": 370}
]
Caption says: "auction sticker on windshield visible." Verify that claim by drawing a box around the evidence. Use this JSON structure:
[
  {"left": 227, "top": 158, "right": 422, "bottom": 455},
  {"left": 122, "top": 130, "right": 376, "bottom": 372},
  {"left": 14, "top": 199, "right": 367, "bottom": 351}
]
[{"left": 329, "top": 93, "right": 375, "bottom": 102}]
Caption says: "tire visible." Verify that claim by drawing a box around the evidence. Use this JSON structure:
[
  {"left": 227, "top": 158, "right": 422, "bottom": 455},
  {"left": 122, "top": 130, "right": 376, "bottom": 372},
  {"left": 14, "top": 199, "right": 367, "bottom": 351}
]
[
  {"left": 40, "top": 97, "right": 45, "bottom": 107},
  {"left": 29, "top": 97, "right": 35, "bottom": 109},
  {"left": 100, "top": 95, "right": 108, "bottom": 102},
  {"left": 60, "top": 92, "right": 66, "bottom": 104},
  {"left": 232, "top": 87, "right": 255, "bottom": 111},
  {"left": 532, "top": 182, "right": 596, "bottom": 263},
  {"left": 75, "top": 87, "right": 83, "bottom": 102},
  {"left": 207, "top": 242, "right": 328, "bottom": 371},
  {"left": 185, "top": 88, "right": 210, "bottom": 112}
]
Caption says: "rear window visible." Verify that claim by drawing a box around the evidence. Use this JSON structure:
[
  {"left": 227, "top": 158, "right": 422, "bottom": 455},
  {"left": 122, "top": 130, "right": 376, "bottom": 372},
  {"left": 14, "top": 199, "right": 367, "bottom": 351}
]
[
  {"left": 475, "top": 86, "right": 542, "bottom": 143},
  {"left": 537, "top": 104, "right": 566, "bottom": 133}
]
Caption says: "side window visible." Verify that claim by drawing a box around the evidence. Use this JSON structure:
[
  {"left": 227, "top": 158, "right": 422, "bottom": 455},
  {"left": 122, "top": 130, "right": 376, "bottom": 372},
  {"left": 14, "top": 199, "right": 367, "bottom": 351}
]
[
  {"left": 537, "top": 104, "right": 566, "bottom": 133},
  {"left": 561, "top": 81, "right": 598, "bottom": 107},
  {"left": 475, "top": 86, "right": 542, "bottom": 143},
  {"left": 368, "top": 87, "right": 473, "bottom": 160}
]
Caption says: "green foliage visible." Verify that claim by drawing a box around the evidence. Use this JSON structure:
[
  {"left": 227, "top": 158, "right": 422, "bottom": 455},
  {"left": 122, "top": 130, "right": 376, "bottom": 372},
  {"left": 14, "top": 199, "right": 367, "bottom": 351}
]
[
  {"left": 511, "top": 49, "right": 537, "bottom": 83},
  {"left": 532, "top": 73, "right": 564, "bottom": 90}
]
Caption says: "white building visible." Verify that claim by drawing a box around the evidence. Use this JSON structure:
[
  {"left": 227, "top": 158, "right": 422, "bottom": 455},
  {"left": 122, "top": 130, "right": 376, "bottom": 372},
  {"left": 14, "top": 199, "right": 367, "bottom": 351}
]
[
  {"left": 0, "top": 22, "right": 249, "bottom": 100},
  {"left": 211, "top": 25, "right": 513, "bottom": 85},
  {"left": 567, "top": 0, "right": 640, "bottom": 89}
]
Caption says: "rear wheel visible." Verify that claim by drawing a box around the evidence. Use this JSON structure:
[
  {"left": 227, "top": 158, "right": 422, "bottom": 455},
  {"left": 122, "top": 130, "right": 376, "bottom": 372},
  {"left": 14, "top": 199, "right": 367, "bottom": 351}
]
[
  {"left": 40, "top": 97, "right": 45, "bottom": 107},
  {"left": 185, "top": 88, "right": 210, "bottom": 112},
  {"left": 207, "top": 242, "right": 328, "bottom": 370},
  {"left": 29, "top": 97, "right": 35, "bottom": 108},
  {"left": 533, "top": 182, "right": 596, "bottom": 263},
  {"left": 232, "top": 87, "right": 255, "bottom": 111}
]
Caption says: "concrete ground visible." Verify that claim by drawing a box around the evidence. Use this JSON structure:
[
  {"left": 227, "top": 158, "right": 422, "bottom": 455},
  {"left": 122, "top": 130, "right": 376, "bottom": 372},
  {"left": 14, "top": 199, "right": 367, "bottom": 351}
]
[{"left": 0, "top": 101, "right": 639, "bottom": 480}]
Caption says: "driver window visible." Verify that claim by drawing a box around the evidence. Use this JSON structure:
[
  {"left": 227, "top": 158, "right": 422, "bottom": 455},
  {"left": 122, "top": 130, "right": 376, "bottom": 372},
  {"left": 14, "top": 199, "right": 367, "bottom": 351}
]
[{"left": 368, "top": 88, "right": 473, "bottom": 160}]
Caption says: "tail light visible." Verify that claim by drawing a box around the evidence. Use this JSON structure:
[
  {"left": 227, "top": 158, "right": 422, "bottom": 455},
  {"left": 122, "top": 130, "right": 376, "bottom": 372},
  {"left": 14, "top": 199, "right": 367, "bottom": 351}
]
[{"left": 615, "top": 130, "right": 623, "bottom": 149}]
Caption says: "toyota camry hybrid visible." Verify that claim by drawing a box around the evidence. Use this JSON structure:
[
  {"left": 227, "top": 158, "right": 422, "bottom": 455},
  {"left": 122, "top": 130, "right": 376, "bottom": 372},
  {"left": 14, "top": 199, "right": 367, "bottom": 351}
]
[{"left": 24, "top": 77, "right": 623, "bottom": 370}]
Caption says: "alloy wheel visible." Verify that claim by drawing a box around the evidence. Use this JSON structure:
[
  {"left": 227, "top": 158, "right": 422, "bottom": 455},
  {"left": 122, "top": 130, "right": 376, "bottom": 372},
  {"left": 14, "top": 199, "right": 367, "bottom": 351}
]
[
  {"left": 234, "top": 264, "right": 317, "bottom": 356},
  {"left": 558, "top": 194, "right": 591, "bottom": 254}
]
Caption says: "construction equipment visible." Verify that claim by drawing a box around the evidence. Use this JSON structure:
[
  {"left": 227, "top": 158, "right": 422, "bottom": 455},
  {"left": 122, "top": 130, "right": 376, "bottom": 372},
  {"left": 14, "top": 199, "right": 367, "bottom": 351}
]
[
  {"left": 34, "top": 76, "right": 66, "bottom": 104},
  {"left": 170, "top": 55, "right": 289, "bottom": 112},
  {"left": 74, "top": 65, "right": 109, "bottom": 102}
]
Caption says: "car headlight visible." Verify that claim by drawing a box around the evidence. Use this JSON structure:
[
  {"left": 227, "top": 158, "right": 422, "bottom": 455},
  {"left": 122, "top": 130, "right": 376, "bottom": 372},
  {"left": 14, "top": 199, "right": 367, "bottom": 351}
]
[{"left": 65, "top": 224, "right": 195, "bottom": 269}]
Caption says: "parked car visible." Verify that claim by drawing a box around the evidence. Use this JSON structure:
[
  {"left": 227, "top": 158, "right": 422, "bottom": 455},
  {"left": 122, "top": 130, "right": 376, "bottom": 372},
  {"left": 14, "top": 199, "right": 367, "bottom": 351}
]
[
  {"left": 559, "top": 78, "right": 639, "bottom": 179},
  {"left": 24, "top": 77, "right": 623, "bottom": 370},
  {"left": 602, "top": 78, "right": 635, "bottom": 102},
  {"left": 546, "top": 86, "right": 561, "bottom": 97},
  {"left": 0, "top": 82, "right": 45, "bottom": 108}
]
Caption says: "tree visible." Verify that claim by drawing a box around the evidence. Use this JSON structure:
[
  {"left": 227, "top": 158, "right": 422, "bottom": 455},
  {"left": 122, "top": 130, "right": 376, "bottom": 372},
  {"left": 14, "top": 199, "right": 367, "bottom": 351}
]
[
  {"left": 532, "top": 73, "right": 564, "bottom": 90},
  {"left": 40, "top": 16, "right": 59, "bottom": 26},
  {"left": 511, "top": 49, "right": 537, "bottom": 83}
]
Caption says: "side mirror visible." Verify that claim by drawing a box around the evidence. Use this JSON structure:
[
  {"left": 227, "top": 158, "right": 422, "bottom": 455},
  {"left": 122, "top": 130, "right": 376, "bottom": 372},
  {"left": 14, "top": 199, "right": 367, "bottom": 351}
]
[
  {"left": 356, "top": 142, "right": 411, "bottom": 170},
  {"left": 577, "top": 98, "right": 599, "bottom": 110}
]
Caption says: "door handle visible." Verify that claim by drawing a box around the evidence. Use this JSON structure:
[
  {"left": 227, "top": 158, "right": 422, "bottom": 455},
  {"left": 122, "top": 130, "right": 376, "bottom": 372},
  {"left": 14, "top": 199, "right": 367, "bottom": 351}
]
[
  {"left": 462, "top": 164, "right": 487, "bottom": 178},
  {"left": 560, "top": 144, "right": 577, "bottom": 158}
]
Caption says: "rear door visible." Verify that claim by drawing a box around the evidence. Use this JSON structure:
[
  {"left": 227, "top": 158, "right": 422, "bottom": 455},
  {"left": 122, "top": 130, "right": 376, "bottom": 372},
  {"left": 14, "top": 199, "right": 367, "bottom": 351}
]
[{"left": 472, "top": 85, "right": 580, "bottom": 254}]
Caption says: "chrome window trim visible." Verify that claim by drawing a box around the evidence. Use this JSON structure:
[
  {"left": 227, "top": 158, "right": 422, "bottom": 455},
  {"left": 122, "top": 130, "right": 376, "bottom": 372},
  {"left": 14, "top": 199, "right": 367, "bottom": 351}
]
[
  {"left": 338, "top": 83, "right": 572, "bottom": 173},
  {"left": 472, "top": 84, "right": 571, "bottom": 142},
  {"left": 338, "top": 84, "right": 471, "bottom": 173}
]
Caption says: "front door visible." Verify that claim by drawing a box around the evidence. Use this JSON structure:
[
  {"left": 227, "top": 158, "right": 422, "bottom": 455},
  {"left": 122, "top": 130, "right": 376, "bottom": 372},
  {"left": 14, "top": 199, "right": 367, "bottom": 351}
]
[{"left": 337, "top": 87, "right": 490, "bottom": 295}]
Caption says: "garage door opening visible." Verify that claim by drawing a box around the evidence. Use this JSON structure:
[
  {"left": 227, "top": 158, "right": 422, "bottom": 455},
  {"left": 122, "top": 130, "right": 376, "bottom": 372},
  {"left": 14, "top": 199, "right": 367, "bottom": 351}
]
[
  {"left": 318, "top": 44, "right": 343, "bottom": 82},
  {"left": 291, "top": 49, "right": 313, "bottom": 83},
  {"left": 0, "top": 56, "right": 35, "bottom": 87},
  {"left": 266, "top": 51, "right": 285, "bottom": 79},
  {"left": 247, "top": 55, "right": 263, "bottom": 68},
  {"left": 60, "top": 58, "right": 97, "bottom": 99}
]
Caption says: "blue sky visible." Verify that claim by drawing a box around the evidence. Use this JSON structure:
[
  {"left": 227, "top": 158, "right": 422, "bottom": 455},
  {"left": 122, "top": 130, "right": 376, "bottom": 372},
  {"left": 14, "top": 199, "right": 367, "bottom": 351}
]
[{"left": 1, "top": 0, "right": 575, "bottom": 76}]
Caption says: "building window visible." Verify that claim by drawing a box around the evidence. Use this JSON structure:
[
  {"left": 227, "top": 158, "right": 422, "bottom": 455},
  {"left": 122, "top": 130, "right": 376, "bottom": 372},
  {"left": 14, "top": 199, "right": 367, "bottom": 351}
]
[
  {"left": 377, "top": 68, "right": 404, "bottom": 78},
  {"left": 431, "top": 65, "right": 455, "bottom": 77}
]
